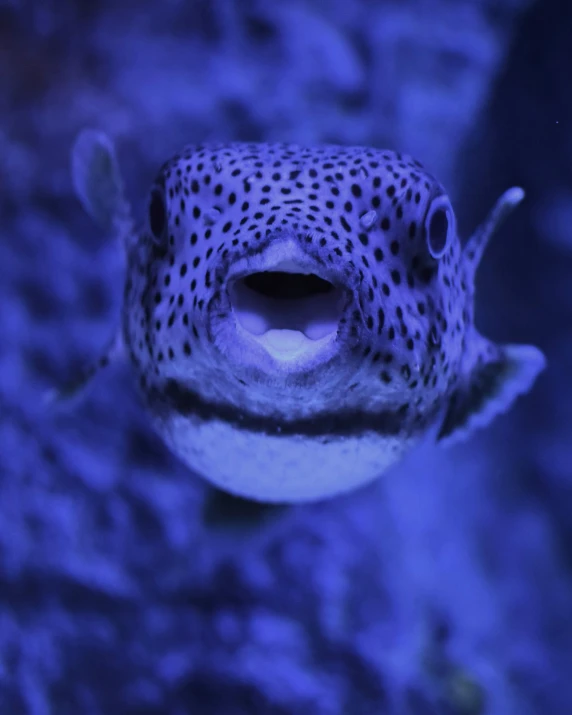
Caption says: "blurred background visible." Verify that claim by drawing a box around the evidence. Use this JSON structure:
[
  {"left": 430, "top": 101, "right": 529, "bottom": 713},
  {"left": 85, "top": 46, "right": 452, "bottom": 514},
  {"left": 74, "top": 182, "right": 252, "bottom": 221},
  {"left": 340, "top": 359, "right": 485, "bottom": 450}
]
[{"left": 0, "top": 0, "right": 571, "bottom": 713}]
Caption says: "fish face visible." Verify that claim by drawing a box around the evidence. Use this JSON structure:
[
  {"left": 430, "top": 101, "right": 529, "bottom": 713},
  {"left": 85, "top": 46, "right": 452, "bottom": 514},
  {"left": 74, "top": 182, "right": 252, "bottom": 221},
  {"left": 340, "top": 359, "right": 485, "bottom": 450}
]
[{"left": 124, "top": 142, "right": 466, "bottom": 424}]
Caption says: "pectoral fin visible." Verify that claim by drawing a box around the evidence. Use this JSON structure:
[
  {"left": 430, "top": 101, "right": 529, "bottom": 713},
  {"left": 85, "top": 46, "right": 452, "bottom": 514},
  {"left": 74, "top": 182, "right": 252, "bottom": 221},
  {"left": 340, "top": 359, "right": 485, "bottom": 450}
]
[
  {"left": 437, "top": 340, "right": 546, "bottom": 444},
  {"left": 71, "top": 128, "right": 134, "bottom": 251},
  {"left": 44, "top": 330, "right": 124, "bottom": 406}
]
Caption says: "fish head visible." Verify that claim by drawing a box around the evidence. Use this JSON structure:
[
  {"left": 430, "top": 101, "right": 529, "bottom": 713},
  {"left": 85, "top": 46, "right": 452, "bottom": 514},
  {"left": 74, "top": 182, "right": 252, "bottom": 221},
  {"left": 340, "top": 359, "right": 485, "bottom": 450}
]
[{"left": 125, "top": 143, "right": 466, "bottom": 421}]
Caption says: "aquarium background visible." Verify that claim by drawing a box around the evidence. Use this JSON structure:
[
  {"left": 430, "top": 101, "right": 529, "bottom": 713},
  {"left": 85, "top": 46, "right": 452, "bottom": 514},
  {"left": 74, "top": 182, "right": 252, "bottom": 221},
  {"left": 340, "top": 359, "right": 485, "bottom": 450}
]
[{"left": 0, "top": 0, "right": 570, "bottom": 713}]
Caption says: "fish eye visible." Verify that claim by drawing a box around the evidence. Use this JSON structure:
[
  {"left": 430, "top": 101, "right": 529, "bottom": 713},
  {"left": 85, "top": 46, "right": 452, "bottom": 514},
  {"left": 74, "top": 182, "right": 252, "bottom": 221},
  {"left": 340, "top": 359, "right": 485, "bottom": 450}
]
[
  {"left": 424, "top": 196, "right": 455, "bottom": 259},
  {"left": 148, "top": 188, "right": 167, "bottom": 242}
]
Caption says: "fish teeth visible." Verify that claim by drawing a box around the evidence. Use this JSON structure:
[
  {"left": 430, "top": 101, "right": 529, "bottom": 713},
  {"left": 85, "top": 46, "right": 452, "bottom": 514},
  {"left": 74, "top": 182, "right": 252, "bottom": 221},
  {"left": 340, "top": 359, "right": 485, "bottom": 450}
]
[
  {"left": 252, "top": 328, "right": 336, "bottom": 362},
  {"left": 263, "top": 329, "right": 306, "bottom": 351},
  {"left": 303, "top": 320, "right": 337, "bottom": 340},
  {"left": 236, "top": 309, "right": 269, "bottom": 336}
]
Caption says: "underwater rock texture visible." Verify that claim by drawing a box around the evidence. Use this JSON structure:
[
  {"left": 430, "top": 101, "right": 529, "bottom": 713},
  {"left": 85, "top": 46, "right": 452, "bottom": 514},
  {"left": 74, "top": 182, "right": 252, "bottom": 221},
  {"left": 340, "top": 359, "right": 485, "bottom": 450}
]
[{"left": 0, "top": 0, "right": 570, "bottom": 713}]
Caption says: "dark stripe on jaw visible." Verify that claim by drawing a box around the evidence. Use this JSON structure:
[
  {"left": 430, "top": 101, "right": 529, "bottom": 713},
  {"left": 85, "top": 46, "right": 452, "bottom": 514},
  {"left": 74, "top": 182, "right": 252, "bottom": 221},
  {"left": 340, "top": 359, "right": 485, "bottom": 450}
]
[{"left": 146, "top": 379, "right": 436, "bottom": 439}]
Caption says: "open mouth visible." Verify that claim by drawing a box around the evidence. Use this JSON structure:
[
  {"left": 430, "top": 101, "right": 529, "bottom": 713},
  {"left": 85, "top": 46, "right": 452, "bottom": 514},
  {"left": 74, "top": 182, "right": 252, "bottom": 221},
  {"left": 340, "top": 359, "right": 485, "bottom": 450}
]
[{"left": 228, "top": 267, "right": 346, "bottom": 360}]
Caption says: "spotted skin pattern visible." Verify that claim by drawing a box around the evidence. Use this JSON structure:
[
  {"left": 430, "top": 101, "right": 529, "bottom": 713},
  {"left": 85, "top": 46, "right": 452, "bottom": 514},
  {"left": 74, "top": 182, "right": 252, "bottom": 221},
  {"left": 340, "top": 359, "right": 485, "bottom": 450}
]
[
  {"left": 72, "top": 139, "right": 543, "bottom": 502},
  {"left": 126, "top": 144, "right": 465, "bottom": 407}
]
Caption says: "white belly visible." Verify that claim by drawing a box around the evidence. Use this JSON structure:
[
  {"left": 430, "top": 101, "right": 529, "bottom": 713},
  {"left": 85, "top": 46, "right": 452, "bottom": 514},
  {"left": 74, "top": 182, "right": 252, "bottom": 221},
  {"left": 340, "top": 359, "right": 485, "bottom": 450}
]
[{"left": 155, "top": 413, "right": 416, "bottom": 503}]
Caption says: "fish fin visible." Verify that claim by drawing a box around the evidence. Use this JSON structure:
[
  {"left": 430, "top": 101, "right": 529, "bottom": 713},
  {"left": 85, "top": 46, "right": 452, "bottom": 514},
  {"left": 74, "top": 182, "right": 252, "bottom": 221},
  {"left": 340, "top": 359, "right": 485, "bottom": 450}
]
[
  {"left": 44, "top": 330, "right": 124, "bottom": 407},
  {"left": 437, "top": 339, "right": 546, "bottom": 445},
  {"left": 71, "top": 129, "right": 134, "bottom": 250},
  {"left": 464, "top": 187, "right": 525, "bottom": 279}
]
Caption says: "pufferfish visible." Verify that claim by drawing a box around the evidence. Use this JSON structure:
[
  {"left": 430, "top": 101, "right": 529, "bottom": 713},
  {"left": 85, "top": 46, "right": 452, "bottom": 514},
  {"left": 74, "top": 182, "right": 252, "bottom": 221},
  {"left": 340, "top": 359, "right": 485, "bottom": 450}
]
[{"left": 54, "top": 130, "right": 546, "bottom": 503}]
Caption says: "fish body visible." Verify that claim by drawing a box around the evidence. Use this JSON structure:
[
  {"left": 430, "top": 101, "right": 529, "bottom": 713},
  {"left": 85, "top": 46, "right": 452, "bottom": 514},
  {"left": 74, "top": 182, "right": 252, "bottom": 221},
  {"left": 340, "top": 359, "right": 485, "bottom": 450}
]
[{"left": 62, "top": 134, "right": 546, "bottom": 503}]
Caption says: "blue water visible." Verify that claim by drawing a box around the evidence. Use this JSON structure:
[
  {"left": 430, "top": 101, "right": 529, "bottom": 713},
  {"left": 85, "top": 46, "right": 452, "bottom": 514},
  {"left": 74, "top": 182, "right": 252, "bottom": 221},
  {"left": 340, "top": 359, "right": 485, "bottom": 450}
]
[{"left": 1, "top": 0, "right": 570, "bottom": 713}]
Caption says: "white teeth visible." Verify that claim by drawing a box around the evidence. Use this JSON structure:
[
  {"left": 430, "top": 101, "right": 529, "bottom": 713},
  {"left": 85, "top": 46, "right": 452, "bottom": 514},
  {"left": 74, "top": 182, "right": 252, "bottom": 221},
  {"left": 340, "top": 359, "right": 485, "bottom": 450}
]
[
  {"left": 236, "top": 309, "right": 268, "bottom": 336},
  {"left": 303, "top": 319, "right": 337, "bottom": 340},
  {"left": 254, "top": 329, "right": 333, "bottom": 362},
  {"left": 233, "top": 300, "right": 337, "bottom": 341},
  {"left": 304, "top": 323, "right": 328, "bottom": 340},
  {"left": 227, "top": 263, "right": 345, "bottom": 361},
  {"left": 264, "top": 329, "right": 306, "bottom": 351},
  {"left": 232, "top": 299, "right": 338, "bottom": 341}
]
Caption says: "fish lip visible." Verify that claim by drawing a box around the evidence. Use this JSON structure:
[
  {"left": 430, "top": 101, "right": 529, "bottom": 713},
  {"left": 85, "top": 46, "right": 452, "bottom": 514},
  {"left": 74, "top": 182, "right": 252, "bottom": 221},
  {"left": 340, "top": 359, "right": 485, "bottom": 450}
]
[
  {"left": 223, "top": 237, "right": 346, "bottom": 286},
  {"left": 208, "top": 237, "right": 355, "bottom": 373}
]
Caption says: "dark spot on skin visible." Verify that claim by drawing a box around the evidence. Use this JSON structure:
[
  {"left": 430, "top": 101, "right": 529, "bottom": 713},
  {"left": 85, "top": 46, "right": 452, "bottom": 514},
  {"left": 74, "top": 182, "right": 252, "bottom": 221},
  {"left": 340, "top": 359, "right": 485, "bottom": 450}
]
[{"left": 137, "top": 144, "right": 455, "bottom": 416}]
